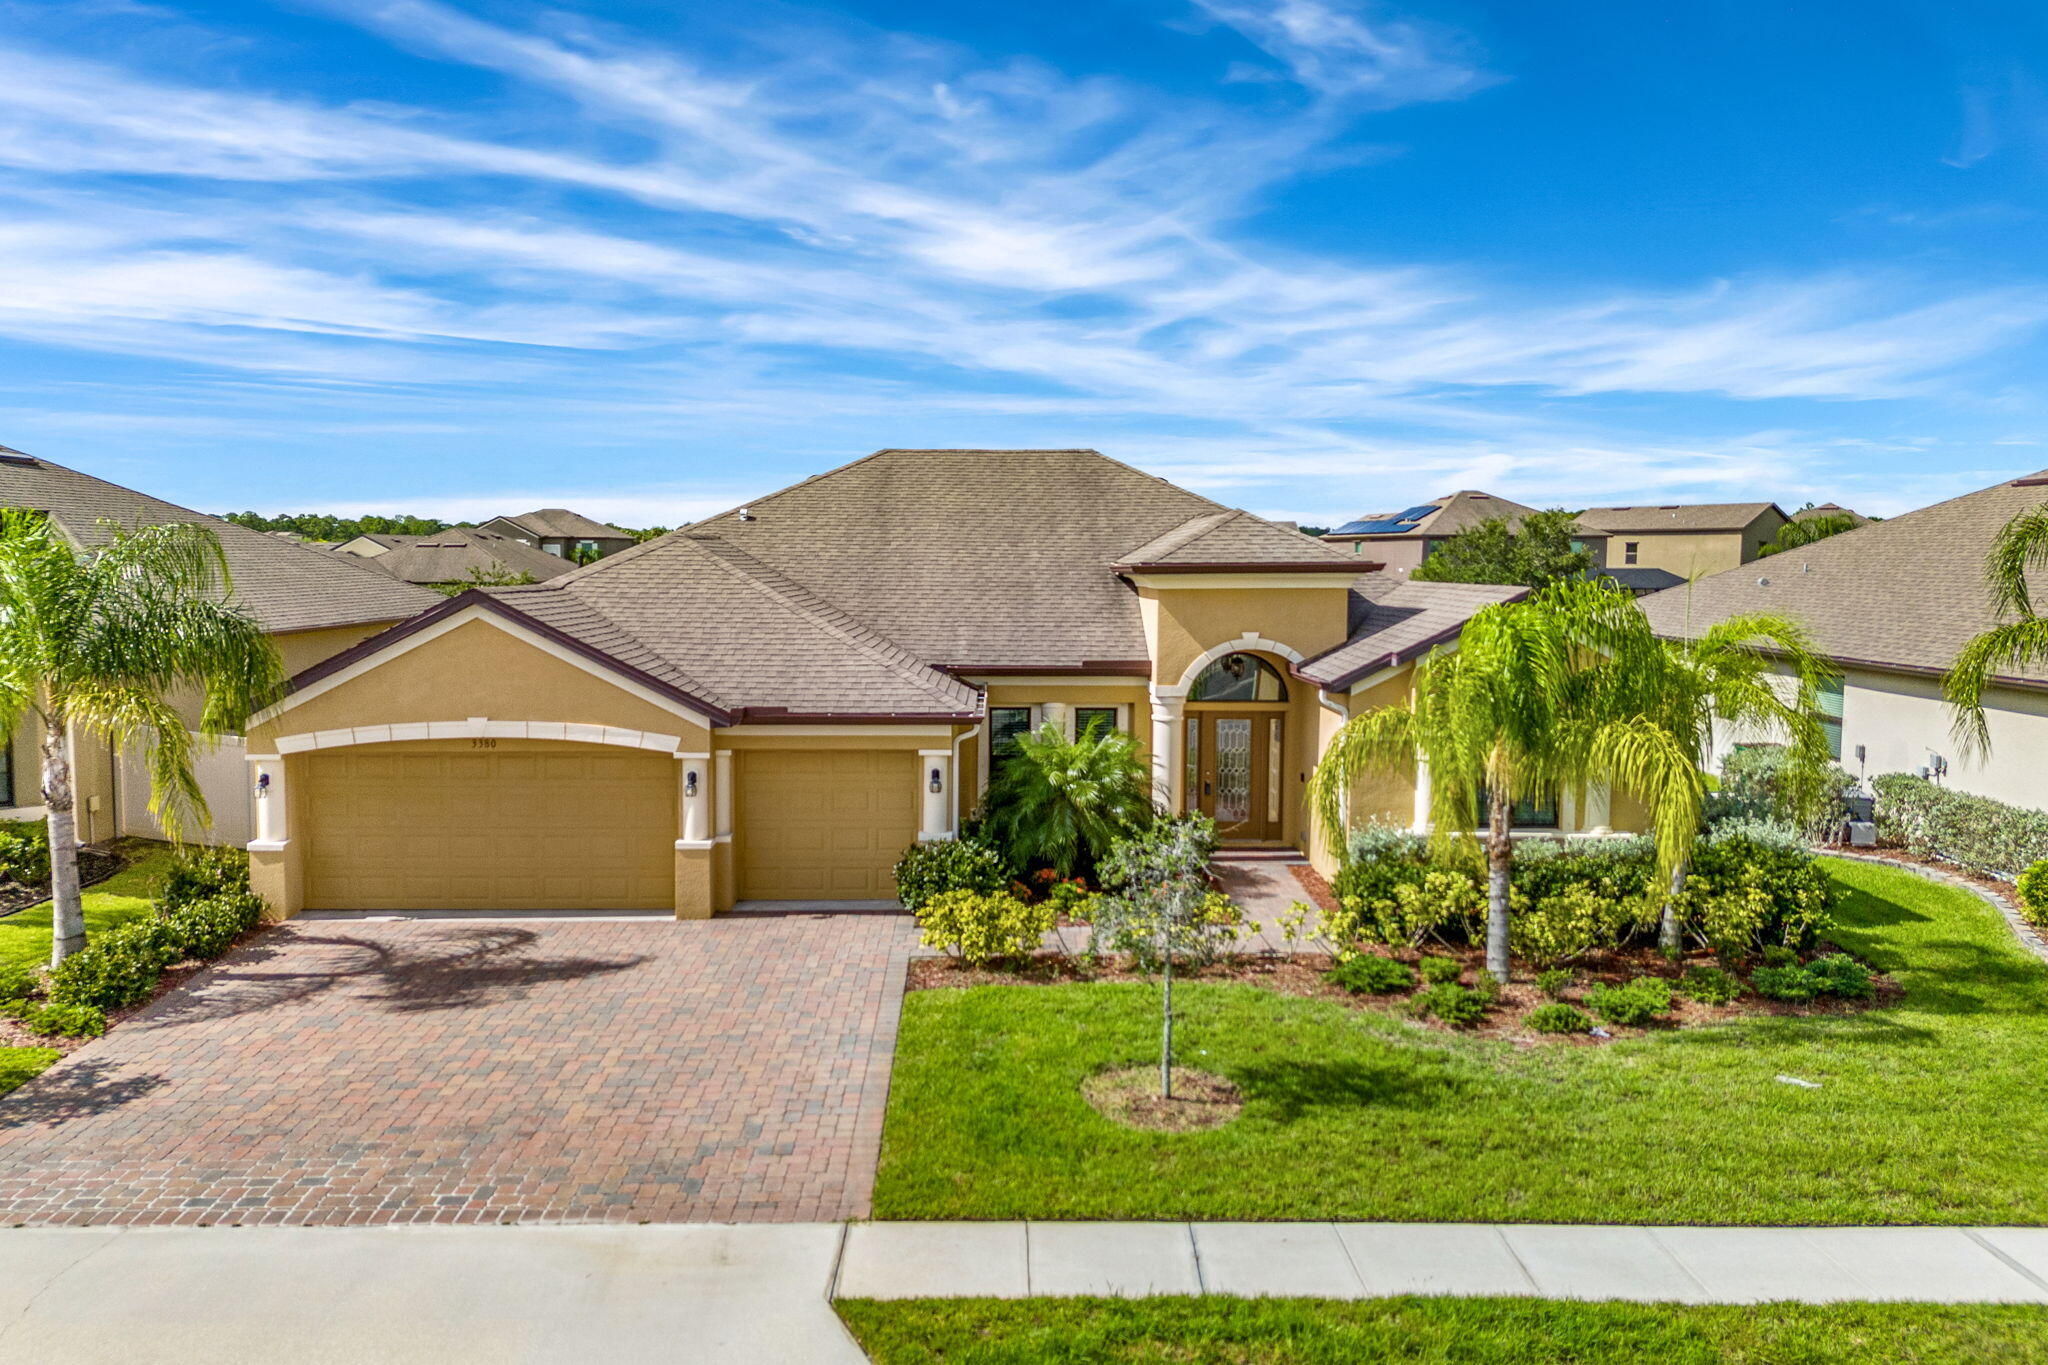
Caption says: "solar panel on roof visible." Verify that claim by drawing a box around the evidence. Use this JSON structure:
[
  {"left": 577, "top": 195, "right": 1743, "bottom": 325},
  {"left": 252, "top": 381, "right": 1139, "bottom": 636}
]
[{"left": 1332, "top": 503, "right": 1439, "bottom": 535}]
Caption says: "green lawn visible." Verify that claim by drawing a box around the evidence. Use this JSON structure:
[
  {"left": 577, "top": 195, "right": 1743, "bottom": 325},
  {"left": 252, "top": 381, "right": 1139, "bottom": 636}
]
[
  {"left": 0, "top": 843, "right": 175, "bottom": 1096},
  {"left": 874, "top": 858, "right": 2048, "bottom": 1223},
  {"left": 837, "top": 1297, "right": 2048, "bottom": 1364}
]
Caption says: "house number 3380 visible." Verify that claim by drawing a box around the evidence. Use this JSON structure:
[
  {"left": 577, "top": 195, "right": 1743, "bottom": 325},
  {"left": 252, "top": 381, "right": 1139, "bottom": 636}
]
[{"left": 470, "top": 738, "right": 498, "bottom": 749}]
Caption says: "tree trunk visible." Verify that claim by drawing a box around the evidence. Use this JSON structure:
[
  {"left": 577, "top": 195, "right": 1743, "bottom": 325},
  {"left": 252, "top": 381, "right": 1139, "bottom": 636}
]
[
  {"left": 41, "top": 721, "right": 85, "bottom": 967},
  {"left": 1658, "top": 860, "right": 1688, "bottom": 957},
  {"left": 1160, "top": 934, "right": 1175, "bottom": 1100},
  {"left": 1486, "top": 797, "right": 1512, "bottom": 984}
]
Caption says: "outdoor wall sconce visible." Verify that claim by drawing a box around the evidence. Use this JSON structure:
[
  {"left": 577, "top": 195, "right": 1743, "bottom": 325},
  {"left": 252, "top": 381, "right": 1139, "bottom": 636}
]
[
  {"left": 255, "top": 772, "right": 271, "bottom": 798},
  {"left": 684, "top": 770, "right": 700, "bottom": 799},
  {"left": 929, "top": 767, "right": 943, "bottom": 794}
]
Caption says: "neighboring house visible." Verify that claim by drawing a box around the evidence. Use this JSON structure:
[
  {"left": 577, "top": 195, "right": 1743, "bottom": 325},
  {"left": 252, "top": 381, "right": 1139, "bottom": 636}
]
[
  {"left": 477, "top": 509, "right": 637, "bottom": 562},
  {"left": 332, "top": 532, "right": 426, "bottom": 558},
  {"left": 1638, "top": 470, "right": 2048, "bottom": 809},
  {"left": 1792, "top": 502, "right": 1868, "bottom": 528},
  {"left": 1321, "top": 490, "right": 1608, "bottom": 576},
  {"left": 1577, "top": 502, "right": 1789, "bottom": 579},
  {"left": 0, "top": 445, "right": 442, "bottom": 845},
  {"left": 245, "top": 449, "right": 1629, "bottom": 920},
  {"left": 364, "top": 527, "right": 574, "bottom": 590}
]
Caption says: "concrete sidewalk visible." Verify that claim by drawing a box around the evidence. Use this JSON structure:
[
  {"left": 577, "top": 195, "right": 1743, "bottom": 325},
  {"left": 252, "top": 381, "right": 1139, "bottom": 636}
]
[
  {"left": 7, "top": 1221, "right": 2048, "bottom": 1364},
  {"left": 836, "top": 1221, "right": 2048, "bottom": 1306}
]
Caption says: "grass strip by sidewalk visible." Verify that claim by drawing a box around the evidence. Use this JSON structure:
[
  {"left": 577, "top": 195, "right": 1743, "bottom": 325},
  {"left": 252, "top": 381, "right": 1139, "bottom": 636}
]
[
  {"left": 837, "top": 1296, "right": 2048, "bottom": 1364},
  {"left": 875, "top": 858, "right": 2048, "bottom": 1223}
]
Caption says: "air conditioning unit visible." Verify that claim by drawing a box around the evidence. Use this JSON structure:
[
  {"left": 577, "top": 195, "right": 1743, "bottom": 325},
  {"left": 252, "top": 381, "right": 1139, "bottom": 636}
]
[{"left": 1848, "top": 821, "right": 1877, "bottom": 848}]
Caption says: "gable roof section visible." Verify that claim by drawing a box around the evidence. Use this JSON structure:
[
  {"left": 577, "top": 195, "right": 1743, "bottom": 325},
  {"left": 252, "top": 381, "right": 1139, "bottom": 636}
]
[
  {"left": 492, "top": 508, "right": 634, "bottom": 541},
  {"left": 1115, "top": 509, "right": 1362, "bottom": 572},
  {"left": 366, "top": 528, "right": 574, "bottom": 585},
  {"left": 1578, "top": 502, "right": 1786, "bottom": 534},
  {"left": 1792, "top": 502, "right": 1869, "bottom": 526},
  {"left": 0, "top": 444, "right": 441, "bottom": 633},
  {"left": 1296, "top": 577, "right": 1527, "bottom": 690},
  {"left": 561, "top": 448, "right": 1344, "bottom": 671},
  {"left": 495, "top": 530, "right": 982, "bottom": 720},
  {"left": 1637, "top": 471, "right": 2048, "bottom": 685}
]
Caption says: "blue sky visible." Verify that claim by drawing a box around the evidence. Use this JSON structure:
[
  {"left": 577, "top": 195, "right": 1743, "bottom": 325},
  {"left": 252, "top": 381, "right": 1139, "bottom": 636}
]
[{"left": 3, "top": 0, "right": 2047, "bottom": 525}]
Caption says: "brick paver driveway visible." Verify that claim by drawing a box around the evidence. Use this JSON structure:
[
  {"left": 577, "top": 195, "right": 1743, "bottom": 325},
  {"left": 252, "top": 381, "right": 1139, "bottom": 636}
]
[{"left": 0, "top": 912, "right": 919, "bottom": 1226}]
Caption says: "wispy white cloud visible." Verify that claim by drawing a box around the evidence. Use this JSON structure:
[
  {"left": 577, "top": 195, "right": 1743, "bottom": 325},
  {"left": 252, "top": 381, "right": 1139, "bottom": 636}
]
[{"left": 1189, "top": 0, "right": 1495, "bottom": 102}]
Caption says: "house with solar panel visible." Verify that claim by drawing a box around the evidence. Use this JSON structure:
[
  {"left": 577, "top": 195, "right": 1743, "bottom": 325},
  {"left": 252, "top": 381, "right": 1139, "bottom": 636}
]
[{"left": 1320, "top": 490, "right": 1610, "bottom": 577}]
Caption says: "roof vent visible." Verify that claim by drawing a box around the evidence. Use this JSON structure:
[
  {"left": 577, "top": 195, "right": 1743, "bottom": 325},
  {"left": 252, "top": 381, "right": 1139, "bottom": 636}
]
[
  {"left": 0, "top": 451, "right": 38, "bottom": 467},
  {"left": 736, "top": 507, "right": 756, "bottom": 522},
  {"left": 1756, "top": 576, "right": 1770, "bottom": 587}
]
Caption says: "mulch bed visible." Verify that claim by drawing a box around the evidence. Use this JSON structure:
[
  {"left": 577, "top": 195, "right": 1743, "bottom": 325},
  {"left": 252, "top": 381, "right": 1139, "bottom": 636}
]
[
  {"left": 908, "top": 939, "right": 1897, "bottom": 1048},
  {"left": 1082, "top": 1065, "right": 1243, "bottom": 1132},
  {"left": 1287, "top": 862, "right": 1340, "bottom": 913},
  {"left": 0, "top": 846, "right": 124, "bottom": 920}
]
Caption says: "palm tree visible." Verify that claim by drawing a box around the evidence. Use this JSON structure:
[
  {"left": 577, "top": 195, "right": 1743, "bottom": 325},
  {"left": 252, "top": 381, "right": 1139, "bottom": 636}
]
[
  {"left": 979, "top": 721, "right": 1154, "bottom": 879},
  {"left": 1946, "top": 504, "right": 2048, "bottom": 757},
  {"left": 1562, "top": 590, "right": 1834, "bottom": 953},
  {"left": 0, "top": 511, "right": 283, "bottom": 964}
]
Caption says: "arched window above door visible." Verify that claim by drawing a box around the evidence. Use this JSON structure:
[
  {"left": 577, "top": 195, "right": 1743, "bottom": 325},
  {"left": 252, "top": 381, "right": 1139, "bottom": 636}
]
[{"left": 1189, "top": 652, "right": 1289, "bottom": 703}]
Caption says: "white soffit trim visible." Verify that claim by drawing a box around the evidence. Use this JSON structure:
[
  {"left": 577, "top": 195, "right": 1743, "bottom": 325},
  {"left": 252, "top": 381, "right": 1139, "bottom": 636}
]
[
  {"left": 251, "top": 605, "right": 716, "bottom": 730},
  {"left": 1125, "top": 572, "right": 1357, "bottom": 591},
  {"left": 962, "top": 676, "right": 1151, "bottom": 688},
  {"left": 274, "top": 721, "right": 684, "bottom": 755}
]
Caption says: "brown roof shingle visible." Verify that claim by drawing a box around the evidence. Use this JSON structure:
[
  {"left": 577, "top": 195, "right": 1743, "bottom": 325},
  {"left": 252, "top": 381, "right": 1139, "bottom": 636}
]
[
  {"left": 366, "top": 528, "right": 574, "bottom": 586},
  {"left": 493, "top": 508, "right": 635, "bottom": 541},
  {"left": 1297, "top": 577, "right": 1527, "bottom": 689},
  {"left": 1638, "top": 471, "right": 2048, "bottom": 683},
  {"left": 0, "top": 445, "right": 441, "bottom": 633}
]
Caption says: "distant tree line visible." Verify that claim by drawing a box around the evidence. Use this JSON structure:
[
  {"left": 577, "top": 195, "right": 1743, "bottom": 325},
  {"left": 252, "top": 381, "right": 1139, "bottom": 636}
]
[{"left": 223, "top": 511, "right": 451, "bottom": 542}]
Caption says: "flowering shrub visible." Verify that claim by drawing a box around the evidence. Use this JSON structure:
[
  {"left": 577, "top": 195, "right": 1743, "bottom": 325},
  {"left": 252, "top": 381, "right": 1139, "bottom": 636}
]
[
  {"left": 914, "top": 889, "right": 1055, "bottom": 966},
  {"left": 1874, "top": 773, "right": 2048, "bottom": 879}
]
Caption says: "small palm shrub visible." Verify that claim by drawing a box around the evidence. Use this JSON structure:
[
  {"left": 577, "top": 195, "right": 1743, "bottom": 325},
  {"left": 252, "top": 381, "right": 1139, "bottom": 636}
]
[
  {"left": 1583, "top": 977, "right": 1673, "bottom": 1027},
  {"left": 1750, "top": 963, "right": 1819, "bottom": 1002},
  {"left": 914, "top": 889, "right": 1055, "bottom": 966},
  {"left": 1805, "top": 953, "right": 1876, "bottom": 1000},
  {"left": 1679, "top": 965, "right": 1742, "bottom": 1006},
  {"left": 977, "top": 722, "right": 1155, "bottom": 878},
  {"left": 1413, "top": 982, "right": 1489, "bottom": 1026},
  {"left": 1526, "top": 1001, "right": 1589, "bottom": 1034},
  {"left": 1536, "top": 967, "right": 1574, "bottom": 999},
  {"left": 1326, "top": 954, "right": 1413, "bottom": 995},
  {"left": 1419, "top": 955, "right": 1463, "bottom": 985},
  {"left": 893, "top": 838, "right": 1009, "bottom": 912},
  {"left": 2019, "top": 860, "right": 2048, "bottom": 927}
]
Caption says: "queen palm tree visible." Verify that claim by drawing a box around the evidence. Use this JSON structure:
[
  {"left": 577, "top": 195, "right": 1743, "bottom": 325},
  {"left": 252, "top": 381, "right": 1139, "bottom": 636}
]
[
  {"left": 0, "top": 511, "right": 283, "bottom": 964},
  {"left": 1309, "top": 581, "right": 1831, "bottom": 977},
  {"left": 1946, "top": 504, "right": 2048, "bottom": 757}
]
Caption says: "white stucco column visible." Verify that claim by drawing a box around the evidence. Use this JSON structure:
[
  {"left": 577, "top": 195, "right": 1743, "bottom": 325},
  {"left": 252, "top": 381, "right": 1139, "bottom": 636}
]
[
  {"left": 248, "top": 754, "right": 286, "bottom": 850},
  {"left": 677, "top": 752, "right": 712, "bottom": 846},
  {"left": 1584, "top": 780, "right": 1613, "bottom": 836},
  {"left": 713, "top": 750, "right": 733, "bottom": 841},
  {"left": 1410, "top": 751, "right": 1432, "bottom": 834},
  {"left": 1149, "top": 688, "right": 1184, "bottom": 812},
  {"left": 918, "top": 750, "right": 955, "bottom": 841},
  {"left": 1039, "top": 701, "right": 1070, "bottom": 740}
]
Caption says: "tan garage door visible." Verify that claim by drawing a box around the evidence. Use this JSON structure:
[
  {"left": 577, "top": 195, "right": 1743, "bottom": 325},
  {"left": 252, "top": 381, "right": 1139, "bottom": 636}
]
[
  {"left": 738, "top": 750, "right": 918, "bottom": 900},
  {"left": 301, "top": 746, "right": 676, "bottom": 911}
]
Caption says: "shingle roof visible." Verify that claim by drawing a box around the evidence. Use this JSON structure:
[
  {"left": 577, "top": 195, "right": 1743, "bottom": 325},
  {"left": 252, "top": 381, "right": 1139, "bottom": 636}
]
[
  {"left": 1296, "top": 577, "right": 1528, "bottom": 689},
  {"left": 1596, "top": 566, "right": 1687, "bottom": 594},
  {"left": 561, "top": 448, "right": 1347, "bottom": 671},
  {"left": 493, "top": 508, "right": 634, "bottom": 541},
  {"left": 1327, "top": 489, "right": 1606, "bottom": 542},
  {"left": 365, "top": 528, "right": 574, "bottom": 586},
  {"left": 1638, "top": 471, "right": 2048, "bottom": 683},
  {"left": 0, "top": 444, "right": 441, "bottom": 633},
  {"left": 1791, "top": 502, "right": 1869, "bottom": 526},
  {"left": 1115, "top": 509, "right": 1360, "bottom": 570},
  {"left": 495, "top": 530, "right": 981, "bottom": 719},
  {"left": 1577, "top": 502, "right": 1786, "bottom": 534}
]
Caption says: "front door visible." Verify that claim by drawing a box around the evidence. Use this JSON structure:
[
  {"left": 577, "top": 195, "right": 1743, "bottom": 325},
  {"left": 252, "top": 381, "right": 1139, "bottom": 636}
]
[{"left": 1190, "top": 711, "right": 1283, "bottom": 842}]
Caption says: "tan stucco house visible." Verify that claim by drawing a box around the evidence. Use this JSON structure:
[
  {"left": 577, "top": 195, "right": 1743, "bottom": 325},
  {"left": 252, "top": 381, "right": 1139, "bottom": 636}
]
[
  {"left": 243, "top": 449, "right": 1627, "bottom": 920},
  {"left": 1641, "top": 470, "right": 2048, "bottom": 810},
  {"left": 476, "top": 509, "right": 637, "bottom": 562},
  {"left": 1321, "top": 490, "right": 1609, "bottom": 576},
  {"left": 1577, "top": 502, "right": 1789, "bottom": 580},
  {"left": 361, "top": 527, "right": 573, "bottom": 590},
  {"left": 0, "top": 446, "right": 442, "bottom": 845}
]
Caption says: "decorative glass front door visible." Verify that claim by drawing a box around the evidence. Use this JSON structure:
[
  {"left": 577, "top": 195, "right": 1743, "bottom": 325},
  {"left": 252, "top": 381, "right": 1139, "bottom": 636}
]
[{"left": 1192, "top": 712, "right": 1283, "bottom": 841}]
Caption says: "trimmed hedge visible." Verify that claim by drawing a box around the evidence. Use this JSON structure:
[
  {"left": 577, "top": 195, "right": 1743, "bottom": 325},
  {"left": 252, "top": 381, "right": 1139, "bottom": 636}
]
[
  {"left": 0, "top": 820, "right": 50, "bottom": 889},
  {"left": 1873, "top": 773, "right": 2048, "bottom": 879},
  {"left": 893, "top": 837, "right": 1010, "bottom": 912}
]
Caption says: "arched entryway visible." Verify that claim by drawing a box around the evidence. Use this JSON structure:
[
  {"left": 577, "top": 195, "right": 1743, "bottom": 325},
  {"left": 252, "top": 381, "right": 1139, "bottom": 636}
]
[{"left": 1182, "top": 650, "right": 1291, "bottom": 842}]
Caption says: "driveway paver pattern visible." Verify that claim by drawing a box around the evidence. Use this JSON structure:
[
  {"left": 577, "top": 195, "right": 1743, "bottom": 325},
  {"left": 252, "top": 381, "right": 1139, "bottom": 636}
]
[{"left": 0, "top": 911, "right": 918, "bottom": 1226}]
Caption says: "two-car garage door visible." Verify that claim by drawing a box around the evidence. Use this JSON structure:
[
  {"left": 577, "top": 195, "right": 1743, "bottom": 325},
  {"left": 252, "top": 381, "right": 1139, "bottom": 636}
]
[
  {"left": 738, "top": 749, "right": 917, "bottom": 900},
  {"left": 302, "top": 748, "right": 676, "bottom": 911}
]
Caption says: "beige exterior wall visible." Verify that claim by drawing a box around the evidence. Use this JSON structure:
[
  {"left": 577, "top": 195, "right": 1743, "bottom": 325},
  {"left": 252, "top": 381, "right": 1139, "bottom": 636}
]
[
  {"left": 1613, "top": 517, "right": 1783, "bottom": 579},
  {"left": 1322, "top": 536, "right": 1426, "bottom": 572}
]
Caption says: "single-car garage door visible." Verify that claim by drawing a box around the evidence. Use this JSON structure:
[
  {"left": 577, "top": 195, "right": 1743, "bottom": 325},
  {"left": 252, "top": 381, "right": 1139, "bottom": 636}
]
[
  {"left": 301, "top": 745, "right": 676, "bottom": 911},
  {"left": 738, "top": 749, "right": 918, "bottom": 900}
]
